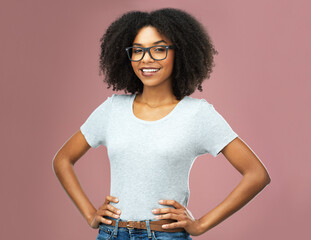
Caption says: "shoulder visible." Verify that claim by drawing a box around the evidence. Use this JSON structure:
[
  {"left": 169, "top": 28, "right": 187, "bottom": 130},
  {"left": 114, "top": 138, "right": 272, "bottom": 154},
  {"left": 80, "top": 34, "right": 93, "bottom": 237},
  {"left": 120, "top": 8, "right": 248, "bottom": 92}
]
[
  {"left": 183, "top": 96, "right": 213, "bottom": 110},
  {"left": 190, "top": 97, "right": 220, "bottom": 123},
  {"left": 107, "top": 93, "right": 134, "bottom": 110},
  {"left": 183, "top": 96, "right": 204, "bottom": 105},
  {"left": 110, "top": 93, "right": 133, "bottom": 100},
  {"left": 106, "top": 93, "right": 133, "bottom": 105}
]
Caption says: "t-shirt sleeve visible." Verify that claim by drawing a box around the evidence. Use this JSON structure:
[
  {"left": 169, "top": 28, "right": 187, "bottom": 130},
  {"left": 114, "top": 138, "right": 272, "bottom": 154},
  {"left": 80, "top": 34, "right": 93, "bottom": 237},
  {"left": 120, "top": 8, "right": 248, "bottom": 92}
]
[
  {"left": 196, "top": 99, "right": 238, "bottom": 157},
  {"left": 80, "top": 94, "right": 114, "bottom": 148}
]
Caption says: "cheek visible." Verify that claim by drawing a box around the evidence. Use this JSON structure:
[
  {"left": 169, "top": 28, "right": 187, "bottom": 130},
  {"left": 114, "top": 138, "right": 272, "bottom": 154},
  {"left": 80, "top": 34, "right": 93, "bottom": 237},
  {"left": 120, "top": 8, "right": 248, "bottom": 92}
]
[
  {"left": 131, "top": 62, "right": 139, "bottom": 72},
  {"left": 164, "top": 55, "right": 174, "bottom": 70},
  {"left": 167, "top": 51, "right": 175, "bottom": 63}
]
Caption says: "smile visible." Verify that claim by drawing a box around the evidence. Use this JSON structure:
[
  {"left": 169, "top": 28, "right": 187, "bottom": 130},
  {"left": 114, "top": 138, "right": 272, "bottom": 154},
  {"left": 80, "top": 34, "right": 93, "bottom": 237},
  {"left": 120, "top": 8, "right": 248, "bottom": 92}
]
[
  {"left": 141, "top": 68, "right": 160, "bottom": 72},
  {"left": 140, "top": 68, "right": 161, "bottom": 76}
]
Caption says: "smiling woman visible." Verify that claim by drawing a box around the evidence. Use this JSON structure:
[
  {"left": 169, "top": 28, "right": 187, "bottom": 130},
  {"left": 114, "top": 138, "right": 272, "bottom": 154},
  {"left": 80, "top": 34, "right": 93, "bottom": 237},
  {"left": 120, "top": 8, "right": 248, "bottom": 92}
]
[
  {"left": 98, "top": 8, "right": 218, "bottom": 100},
  {"left": 128, "top": 26, "right": 176, "bottom": 88},
  {"left": 53, "top": 7, "right": 270, "bottom": 240}
]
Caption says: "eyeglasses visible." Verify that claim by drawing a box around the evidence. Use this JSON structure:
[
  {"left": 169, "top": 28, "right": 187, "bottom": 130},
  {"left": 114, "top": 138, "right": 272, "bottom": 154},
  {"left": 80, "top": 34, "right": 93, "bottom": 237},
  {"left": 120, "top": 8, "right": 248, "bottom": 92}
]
[{"left": 125, "top": 45, "right": 175, "bottom": 62}]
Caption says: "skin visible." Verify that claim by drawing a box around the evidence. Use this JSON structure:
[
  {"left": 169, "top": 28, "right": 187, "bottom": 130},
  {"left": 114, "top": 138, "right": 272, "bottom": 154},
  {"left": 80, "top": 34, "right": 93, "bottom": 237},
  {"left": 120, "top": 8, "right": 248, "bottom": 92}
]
[
  {"left": 130, "top": 26, "right": 183, "bottom": 117},
  {"left": 52, "top": 25, "right": 271, "bottom": 236}
]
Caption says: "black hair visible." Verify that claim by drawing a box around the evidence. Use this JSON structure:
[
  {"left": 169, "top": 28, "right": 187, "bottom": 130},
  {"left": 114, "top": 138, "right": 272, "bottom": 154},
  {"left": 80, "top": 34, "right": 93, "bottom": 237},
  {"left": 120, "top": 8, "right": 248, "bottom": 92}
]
[{"left": 99, "top": 7, "right": 218, "bottom": 100}]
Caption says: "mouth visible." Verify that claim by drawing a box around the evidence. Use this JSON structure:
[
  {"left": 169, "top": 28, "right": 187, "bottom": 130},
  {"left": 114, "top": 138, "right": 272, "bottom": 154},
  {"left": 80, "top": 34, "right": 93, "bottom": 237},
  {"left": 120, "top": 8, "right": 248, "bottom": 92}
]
[{"left": 140, "top": 68, "right": 161, "bottom": 76}]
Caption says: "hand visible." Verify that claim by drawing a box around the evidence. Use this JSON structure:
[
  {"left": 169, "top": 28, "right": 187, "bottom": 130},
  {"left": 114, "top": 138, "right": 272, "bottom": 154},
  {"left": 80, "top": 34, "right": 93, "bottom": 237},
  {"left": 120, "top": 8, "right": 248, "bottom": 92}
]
[
  {"left": 89, "top": 195, "right": 122, "bottom": 229},
  {"left": 152, "top": 199, "right": 203, "bottom": 236}
]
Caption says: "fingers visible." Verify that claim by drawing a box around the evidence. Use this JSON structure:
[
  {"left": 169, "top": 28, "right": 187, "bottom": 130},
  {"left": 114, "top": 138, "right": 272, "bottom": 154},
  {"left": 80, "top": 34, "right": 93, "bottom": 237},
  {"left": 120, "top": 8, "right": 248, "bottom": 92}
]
[
  {"left": 104, "top": 202, "right": 122, "bottom": 214},
  {"left": 152, "top": 207, "right": 181, "bottom": 215},
  {"left": 102, "top": 196, "right": 121, "bottom": 213},
  {"left": 97, "top": 196, "right": 122, "bottom": 225},
  {"left": 100, "top": 216, "right": 114, "bottom": 225},
  {"left": 154, "top": 213, "right": 187, "bottom": 229},
  {"left": 152, "top": 201, "right": 192, "bottom": 231},
  {"left": 154, "top": 212, "right": 174, "bottom": 219},
  {"left": 161, "top": 220, "right": 187, "bottom": 229},
  {"left": 154, "top": 211, "right": 184, "bottom": 220},
  {"left": 98, "top": 207, "right": 121, "bottom": 219},
  {"left": 158, "top": 199, "right": 185, "bottom": 210},
  {"left": 104, "top": 195, "right": 119, "bottom": 204}
]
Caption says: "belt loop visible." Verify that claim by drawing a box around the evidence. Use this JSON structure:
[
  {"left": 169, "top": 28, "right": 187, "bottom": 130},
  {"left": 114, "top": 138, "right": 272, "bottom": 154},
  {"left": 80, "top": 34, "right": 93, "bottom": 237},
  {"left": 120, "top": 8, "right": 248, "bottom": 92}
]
[
  {"left": 113, "top": 219, "right": 119, "bottom": 237},
  {"left": 145, "top": 220, "right": 152, "bottom": 239}
]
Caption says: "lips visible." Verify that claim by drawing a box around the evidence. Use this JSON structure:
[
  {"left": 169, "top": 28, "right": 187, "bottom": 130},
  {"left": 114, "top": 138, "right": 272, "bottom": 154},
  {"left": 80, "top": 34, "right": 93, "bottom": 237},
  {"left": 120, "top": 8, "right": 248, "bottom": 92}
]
[
  {"left": 141, "top": 69, "right": 160, "bottom": 72},
  {"left": 140, "top": 67, "right": 161, "bottom": 71},
  {"left": 140, "top": 68, "right": 161, "bottom": 76}
]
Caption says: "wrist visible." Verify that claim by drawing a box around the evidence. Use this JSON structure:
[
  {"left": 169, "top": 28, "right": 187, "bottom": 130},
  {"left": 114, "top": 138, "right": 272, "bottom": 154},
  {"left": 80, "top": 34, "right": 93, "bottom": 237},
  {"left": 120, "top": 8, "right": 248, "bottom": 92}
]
[
  {"left": 197, "top": 218, "right": 206, "bottom": 235},
  {"left": 86, "top": 210, "right": 96, "bottom": 225}
]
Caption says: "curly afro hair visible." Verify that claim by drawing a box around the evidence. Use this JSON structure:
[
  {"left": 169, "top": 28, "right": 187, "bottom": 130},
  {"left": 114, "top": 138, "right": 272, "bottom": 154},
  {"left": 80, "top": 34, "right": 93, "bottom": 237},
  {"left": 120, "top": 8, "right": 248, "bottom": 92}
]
[{"left": 99, "top": 7, "right": 218, "bottom": 100}]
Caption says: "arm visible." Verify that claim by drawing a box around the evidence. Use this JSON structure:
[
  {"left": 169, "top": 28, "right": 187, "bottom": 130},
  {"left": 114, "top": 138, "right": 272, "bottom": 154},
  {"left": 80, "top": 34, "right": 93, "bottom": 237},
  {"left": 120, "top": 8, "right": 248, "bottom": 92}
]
[
  {"left": 198, "top": 137, "right": 271, "bottom": 234},
  {"left": 52, "top": 130, "right": 97, "bottom": 226}
]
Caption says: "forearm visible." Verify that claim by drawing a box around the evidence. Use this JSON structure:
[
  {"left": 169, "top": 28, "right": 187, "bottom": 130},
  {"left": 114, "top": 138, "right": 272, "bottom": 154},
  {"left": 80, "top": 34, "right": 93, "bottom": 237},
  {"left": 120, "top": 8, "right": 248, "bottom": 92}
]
[
  {"left": 52, "top": 158, "right": 97, "bottom": 225},
  {"left": 198, "top": 173, "right": 270, "bottom": 234}
]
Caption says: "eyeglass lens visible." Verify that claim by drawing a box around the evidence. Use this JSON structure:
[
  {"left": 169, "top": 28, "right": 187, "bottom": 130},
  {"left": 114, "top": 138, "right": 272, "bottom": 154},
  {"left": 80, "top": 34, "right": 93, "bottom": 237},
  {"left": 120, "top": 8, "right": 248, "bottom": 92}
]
[{"left": 128, "top": 46, "right": 167, "bottom": 61}]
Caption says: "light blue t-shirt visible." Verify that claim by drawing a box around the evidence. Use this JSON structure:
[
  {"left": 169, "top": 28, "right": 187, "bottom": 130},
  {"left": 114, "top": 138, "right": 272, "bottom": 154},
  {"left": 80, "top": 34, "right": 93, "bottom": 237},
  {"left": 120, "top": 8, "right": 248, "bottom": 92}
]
[{"left": 80, "top": 93, "right": 238, "bottom": 221}]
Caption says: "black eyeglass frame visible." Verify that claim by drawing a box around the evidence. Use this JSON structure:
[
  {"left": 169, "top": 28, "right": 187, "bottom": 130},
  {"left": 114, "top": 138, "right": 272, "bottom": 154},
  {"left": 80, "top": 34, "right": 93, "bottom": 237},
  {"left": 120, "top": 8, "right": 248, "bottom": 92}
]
[{"left": 125, "top": 45, "right": 175, "bottom": 62}]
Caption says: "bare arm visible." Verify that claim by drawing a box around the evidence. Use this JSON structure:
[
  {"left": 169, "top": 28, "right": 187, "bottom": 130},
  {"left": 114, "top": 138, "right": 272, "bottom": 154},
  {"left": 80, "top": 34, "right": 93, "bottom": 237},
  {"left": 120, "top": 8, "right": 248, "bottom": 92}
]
[
  {"left": 198, "top": 137, "right": 271, "bottom": 234},
  {"left": 52, "top": 130, "right": 96, "bottom": 225}
]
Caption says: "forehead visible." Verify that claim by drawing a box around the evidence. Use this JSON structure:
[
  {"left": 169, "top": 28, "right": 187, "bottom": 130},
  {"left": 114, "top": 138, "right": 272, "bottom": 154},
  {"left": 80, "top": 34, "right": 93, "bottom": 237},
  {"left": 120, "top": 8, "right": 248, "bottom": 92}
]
[{"left": 133, "top": 26, "right": 171, "bottom": 45}]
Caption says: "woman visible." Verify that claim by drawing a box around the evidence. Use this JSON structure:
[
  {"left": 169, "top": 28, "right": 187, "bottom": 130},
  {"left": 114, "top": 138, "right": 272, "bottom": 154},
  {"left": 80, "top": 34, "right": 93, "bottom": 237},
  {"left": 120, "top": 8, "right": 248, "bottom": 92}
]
[{"left": 53, "top": 8, "right": 271, "bottom": 240}]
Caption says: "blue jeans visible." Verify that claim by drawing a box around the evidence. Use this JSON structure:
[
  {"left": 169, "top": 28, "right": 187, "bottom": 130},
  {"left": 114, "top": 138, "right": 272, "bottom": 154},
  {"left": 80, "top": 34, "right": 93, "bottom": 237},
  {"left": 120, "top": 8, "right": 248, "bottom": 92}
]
[{"left": 96, "top": 216, "right": 192, "bottom": 240}]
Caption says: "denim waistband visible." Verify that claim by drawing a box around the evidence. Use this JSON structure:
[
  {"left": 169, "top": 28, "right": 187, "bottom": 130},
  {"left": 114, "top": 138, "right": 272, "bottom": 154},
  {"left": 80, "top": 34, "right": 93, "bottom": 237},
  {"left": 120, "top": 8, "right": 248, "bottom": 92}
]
[{"left": 99, "top": 215, "right": 162, "bottom": 239}]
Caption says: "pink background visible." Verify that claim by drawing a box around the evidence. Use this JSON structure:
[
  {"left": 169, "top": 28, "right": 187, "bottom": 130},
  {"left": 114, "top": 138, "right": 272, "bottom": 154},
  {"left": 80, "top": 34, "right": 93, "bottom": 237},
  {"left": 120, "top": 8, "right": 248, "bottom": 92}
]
[{"left": 1, "top": 0, "right": 310, "bottom": 239}]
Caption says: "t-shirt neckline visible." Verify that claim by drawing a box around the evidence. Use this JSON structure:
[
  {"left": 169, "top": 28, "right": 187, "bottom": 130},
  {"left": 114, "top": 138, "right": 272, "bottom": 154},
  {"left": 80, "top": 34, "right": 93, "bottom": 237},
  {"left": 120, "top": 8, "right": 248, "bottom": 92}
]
[{"left": 129, "top": 93, "right": 187, "bottom": 124}]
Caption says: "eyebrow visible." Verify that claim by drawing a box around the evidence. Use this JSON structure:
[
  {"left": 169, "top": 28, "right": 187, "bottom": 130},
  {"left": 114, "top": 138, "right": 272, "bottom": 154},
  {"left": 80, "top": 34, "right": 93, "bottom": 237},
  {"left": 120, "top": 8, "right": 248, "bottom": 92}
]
[{"left": 132, "top": 40, "right": 167, "bottom": 46}]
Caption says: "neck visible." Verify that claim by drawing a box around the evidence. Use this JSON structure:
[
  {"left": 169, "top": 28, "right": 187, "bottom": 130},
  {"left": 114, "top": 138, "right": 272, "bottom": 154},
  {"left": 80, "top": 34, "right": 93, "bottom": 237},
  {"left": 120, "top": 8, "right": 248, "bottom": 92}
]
[{"left": 137, "top": 91, "right": 178, "bottom": 106}]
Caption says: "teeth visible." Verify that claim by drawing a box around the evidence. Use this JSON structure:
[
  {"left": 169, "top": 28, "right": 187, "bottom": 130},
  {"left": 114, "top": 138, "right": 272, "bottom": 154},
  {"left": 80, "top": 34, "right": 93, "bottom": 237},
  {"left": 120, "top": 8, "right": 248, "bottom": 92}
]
[{"left": 142, "top": 69, "right": 160, "bottom": 72}]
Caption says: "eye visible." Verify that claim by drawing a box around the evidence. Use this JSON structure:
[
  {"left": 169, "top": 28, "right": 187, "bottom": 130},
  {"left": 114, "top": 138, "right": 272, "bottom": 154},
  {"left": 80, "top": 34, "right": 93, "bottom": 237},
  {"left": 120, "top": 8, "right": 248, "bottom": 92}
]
[
  {"left": 133, "top": 48, "right": 143, "bottom": 54},
  {"left": 154, "top": 47, "right": 166, "bottom": 52}
]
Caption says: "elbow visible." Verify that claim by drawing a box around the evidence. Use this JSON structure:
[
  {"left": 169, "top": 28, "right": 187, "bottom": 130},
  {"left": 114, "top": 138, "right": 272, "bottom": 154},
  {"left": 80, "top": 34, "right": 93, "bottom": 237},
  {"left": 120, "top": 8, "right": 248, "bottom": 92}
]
[
  {"left": 265, "top": 175, "right": 271, "bottom": 185},
  {"left": 52, "top": 157, "right": 60, "bottom": 175},
  {"left": 245, "top": 169, "right": 271, "bottom": 186},
  {"left": 260, "top": 167, "right": 271, "bottom": 185},
  {"left": 257, "top": 171, "right": 271, "bottom": 186},
  {"left": 52, "top": 156, "right": 71, "bottom": 175}
]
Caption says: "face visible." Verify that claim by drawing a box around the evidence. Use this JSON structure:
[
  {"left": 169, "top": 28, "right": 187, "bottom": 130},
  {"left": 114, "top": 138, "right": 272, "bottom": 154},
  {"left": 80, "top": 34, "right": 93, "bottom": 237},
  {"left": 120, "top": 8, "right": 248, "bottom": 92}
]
[{"left": 130, "top": 26, "right": 175, "bottom": 88}]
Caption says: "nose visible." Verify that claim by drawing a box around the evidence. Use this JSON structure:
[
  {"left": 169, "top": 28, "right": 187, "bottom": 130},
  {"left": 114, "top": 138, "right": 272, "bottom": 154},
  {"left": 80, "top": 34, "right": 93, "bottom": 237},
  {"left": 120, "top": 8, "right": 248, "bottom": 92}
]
[{"left": 141, "top": 49, "right": 154, "bottom": 62}]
